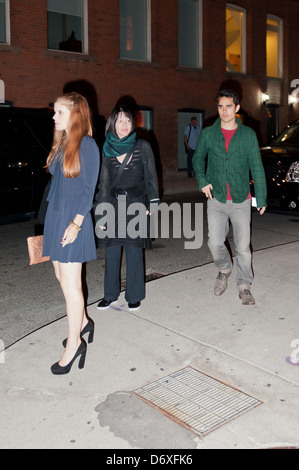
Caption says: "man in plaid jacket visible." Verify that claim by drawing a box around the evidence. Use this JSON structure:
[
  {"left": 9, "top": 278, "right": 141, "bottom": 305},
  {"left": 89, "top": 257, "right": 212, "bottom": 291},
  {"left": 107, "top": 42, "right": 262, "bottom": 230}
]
[{"left": 193, "top": 89, "right": 267, "bottom": 305}]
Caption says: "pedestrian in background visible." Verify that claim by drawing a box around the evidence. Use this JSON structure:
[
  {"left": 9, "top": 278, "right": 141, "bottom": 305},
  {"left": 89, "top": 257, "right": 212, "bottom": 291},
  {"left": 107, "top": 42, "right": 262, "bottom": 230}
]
[
  {"left": 43, "top": 92, "right": 100, "bottom": 374},
  {"left": 193, "top": 89, "right": 267, "bottom": 305},
  {"left": 184, "top": 116, "right": 201, "bottom": 177},
  {"left": 94, "top": 105, "right": 159, "bottom": 312}
]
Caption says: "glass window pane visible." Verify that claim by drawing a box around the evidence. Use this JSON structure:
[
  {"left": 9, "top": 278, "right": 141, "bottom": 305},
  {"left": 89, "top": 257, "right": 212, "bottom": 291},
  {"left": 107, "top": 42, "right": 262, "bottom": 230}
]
[
  {"left": 119, "top": 0, "right": 148, "bottom": 61},
  {"left": 178, "top": 0, "right": 200, "bottom": 68},
  {"left": 47, "top": 0, "right": 84, "bottom": 53},
  {"left": 0, "top": 0, "right": 7, "bottom": 44},
  {"left": 226, "top": 7, "right": 245, "bottom": 73},
  {"left": 267, "top": 18, "right": 281, "bottom": 78}
]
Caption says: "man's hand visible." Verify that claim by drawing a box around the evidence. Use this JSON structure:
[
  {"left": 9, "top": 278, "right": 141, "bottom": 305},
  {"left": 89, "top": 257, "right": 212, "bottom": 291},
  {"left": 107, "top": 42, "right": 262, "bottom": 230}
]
[
  {"left": 202, "top": 184, "right": 213, "bottom": 199},
  {"left": 257, "top": 207, "right": 266, "bottom": 215}
]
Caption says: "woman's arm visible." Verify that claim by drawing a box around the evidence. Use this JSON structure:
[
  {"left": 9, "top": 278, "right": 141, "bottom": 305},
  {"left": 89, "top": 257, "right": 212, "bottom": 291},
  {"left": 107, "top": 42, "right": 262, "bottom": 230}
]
[{"left": 62, "top": 137, "right": 100, "bottom": 247}]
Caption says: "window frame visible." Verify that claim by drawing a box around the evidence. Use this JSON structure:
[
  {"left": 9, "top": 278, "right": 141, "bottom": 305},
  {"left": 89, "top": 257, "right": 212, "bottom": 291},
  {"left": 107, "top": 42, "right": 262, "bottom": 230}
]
[
  {"left": 178, "top": 0, "right": 203, "bottom": 69},
  {"left": 226, "top": 3, "right": 247, "bottom": 75},
  {"left": 0, "top": 0, "right": 11, "bottom": 45},
  {"left": 119, "top": 0, "right": 152, "bottom": 62},
  {"left": 47, "top": 0, "right": 88, "bottom": 54},
  {"left": 266, "top": 14, "right": 283, "bottom": 79}
]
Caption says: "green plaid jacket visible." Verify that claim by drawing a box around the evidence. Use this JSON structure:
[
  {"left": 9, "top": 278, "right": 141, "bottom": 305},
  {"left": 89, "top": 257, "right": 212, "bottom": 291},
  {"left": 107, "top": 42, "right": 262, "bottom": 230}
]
[{"left": 193, "top": 117, "right": 267, "bottom": 207}]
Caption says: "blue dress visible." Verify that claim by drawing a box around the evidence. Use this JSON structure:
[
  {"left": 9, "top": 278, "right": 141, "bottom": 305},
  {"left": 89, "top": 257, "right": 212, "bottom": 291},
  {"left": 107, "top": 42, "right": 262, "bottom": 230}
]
[{"left": 43, "top": 136, "right": 100, "bottom": 263}]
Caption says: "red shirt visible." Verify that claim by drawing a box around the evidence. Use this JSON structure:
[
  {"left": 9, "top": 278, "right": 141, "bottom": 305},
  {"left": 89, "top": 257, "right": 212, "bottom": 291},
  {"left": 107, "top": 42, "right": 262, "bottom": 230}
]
[{"left": 221, "top": 127, "right": 251, "bottom": 201}]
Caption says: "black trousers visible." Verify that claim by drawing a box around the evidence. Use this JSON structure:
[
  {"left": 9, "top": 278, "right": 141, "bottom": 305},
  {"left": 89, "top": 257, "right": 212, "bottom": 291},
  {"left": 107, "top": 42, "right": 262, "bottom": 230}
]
[{"left": 104, "top": 245, "right": 145, "bottom": 303}]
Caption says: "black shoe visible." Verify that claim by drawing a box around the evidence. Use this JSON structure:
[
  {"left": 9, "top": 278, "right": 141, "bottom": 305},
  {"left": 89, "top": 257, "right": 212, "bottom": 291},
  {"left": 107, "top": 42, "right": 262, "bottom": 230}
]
[
  {"left": 51, "top": 340, "right": 87, "bottom": 375},
  {"left": 80, "top": 318, "right": 94, "bottom": 343},
  {"left": 62, "top": 319, "right": 94, "bottom": 348},
  {"left": 97, "top": 298, "right": 118, "bottom": 310},
  {"left": 128, "top": 301, "right": 141, "bottom": 311}
]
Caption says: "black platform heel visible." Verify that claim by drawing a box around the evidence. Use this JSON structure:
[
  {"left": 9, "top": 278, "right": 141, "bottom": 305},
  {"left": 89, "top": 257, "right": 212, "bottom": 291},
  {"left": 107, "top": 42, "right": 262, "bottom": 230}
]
[
  {"left": 81, "top": 319, "right": 94, "bottom": 344},
  {"left": 62, "top": 319, "right": 94, "bottom": 348},
  {"left": 51, "top": 340, "right": 87, "bottom": 375}
]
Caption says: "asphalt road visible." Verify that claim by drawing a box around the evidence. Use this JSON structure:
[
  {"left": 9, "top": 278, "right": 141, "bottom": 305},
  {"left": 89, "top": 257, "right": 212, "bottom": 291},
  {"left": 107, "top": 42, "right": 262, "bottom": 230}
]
[{"left": 1, "top": 193, "right": 299, "bottom": 349}]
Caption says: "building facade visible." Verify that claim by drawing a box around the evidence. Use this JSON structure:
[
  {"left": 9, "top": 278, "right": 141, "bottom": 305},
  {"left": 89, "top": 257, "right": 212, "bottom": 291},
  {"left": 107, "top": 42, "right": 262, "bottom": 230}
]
[{"left": 1, "top": 0, "right": 299, "bottom": 169}]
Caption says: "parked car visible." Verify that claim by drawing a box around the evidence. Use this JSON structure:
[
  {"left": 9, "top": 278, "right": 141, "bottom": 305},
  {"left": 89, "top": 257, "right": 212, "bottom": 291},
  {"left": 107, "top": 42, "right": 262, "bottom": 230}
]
[
  {"left": 0, "top": 107, "right": 54, "bottom": 219},
  {"left": 260, "top": 120, "right": 299, "bottom": 211}
]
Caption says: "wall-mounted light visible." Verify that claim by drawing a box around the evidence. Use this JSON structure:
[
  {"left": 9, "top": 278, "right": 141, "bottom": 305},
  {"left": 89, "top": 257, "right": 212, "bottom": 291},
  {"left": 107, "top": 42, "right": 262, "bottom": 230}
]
[{"left": 261, "top": 92, "right": 270, "bottom": 103}]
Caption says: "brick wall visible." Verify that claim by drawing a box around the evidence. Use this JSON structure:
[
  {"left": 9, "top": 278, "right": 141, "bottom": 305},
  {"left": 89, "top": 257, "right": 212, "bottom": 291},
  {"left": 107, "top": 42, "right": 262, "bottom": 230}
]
[{"left": 1, "top": 0, "right": 299, "bottom": 168}]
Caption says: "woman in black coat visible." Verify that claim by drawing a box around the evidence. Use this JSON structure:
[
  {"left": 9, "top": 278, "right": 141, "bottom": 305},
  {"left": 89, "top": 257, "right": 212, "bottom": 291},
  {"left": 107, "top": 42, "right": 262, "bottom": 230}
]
[{"left": 94, "top": 105, "right": 159, "bottom": 311}]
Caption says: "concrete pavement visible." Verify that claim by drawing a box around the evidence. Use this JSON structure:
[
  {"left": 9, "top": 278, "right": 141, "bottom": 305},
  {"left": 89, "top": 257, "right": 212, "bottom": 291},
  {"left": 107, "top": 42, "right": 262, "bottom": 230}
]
[{"left": 1, "top": 170, "right": 299, "bottom": 450}]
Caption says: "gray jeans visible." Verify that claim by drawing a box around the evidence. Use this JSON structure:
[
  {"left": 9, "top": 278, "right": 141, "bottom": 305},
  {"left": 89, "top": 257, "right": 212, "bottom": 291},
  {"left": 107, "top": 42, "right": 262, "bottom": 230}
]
[{"left": 207, "top": 197, "right": 253, "bottom": 286}]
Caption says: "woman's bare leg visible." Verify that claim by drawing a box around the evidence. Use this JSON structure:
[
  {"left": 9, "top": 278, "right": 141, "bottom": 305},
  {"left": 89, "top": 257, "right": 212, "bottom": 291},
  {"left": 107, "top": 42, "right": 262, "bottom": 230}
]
[{"left": 53, "top": 261, "right": 88, "bottom": 366}]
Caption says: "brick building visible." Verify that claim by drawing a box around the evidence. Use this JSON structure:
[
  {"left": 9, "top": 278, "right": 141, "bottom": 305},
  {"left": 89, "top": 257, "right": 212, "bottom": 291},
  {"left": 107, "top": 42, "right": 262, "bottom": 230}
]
[{"left": 1, "top": 0, "right": 299, "bottom": 170}]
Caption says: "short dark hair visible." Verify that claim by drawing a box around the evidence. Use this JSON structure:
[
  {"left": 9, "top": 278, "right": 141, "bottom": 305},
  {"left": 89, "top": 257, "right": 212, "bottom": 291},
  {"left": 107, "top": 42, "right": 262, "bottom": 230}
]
[
  {"left": 216, "top": 89, "right": 240, "bottom": 106},
  {"left": 105, "top": 104, "right": 136, "bottom": 136}
]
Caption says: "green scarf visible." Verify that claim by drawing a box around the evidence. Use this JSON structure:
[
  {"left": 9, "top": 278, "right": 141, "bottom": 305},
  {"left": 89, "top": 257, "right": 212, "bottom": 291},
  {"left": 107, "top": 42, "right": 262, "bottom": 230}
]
[{"left": 103, "top": 132, "right": 136, "bottom": 157}]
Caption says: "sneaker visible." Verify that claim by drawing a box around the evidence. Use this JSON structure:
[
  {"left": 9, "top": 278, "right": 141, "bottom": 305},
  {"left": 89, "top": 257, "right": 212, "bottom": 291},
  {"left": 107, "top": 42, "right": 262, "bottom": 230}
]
[
  {"left": 239, "top": 288, "right": 255, "bottom": 305},
  {"left": 128, "top": 301, "right": 141, "bottom": 311},
  {"left": 214, "top": 272, "right": 231, "bottom": 296},
  {"left": 97, "top": 298, "right": 117, "bottom": 310}
]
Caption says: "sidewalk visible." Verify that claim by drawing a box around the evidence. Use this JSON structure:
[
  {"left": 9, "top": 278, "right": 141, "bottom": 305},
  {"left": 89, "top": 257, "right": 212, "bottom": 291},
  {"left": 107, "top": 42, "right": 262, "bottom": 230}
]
[
  {"left": 161, "top": 168, "right": 199, "bottom": 195},
  {"left": 1, "top": 170, "right": 299, "bottom": 449}
]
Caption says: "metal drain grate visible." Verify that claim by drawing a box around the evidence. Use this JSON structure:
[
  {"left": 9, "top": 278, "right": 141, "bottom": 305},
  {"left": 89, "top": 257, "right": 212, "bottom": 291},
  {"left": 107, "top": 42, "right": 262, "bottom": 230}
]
[{"left": 135, "top": 366, "right": 262, "bottom": 437}]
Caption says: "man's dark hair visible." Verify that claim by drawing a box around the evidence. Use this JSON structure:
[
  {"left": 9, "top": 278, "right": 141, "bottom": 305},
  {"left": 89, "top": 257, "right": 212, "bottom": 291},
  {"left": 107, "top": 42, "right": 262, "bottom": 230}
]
[{"left": 216, "top": 89, "right": 240, "bottom": 106}]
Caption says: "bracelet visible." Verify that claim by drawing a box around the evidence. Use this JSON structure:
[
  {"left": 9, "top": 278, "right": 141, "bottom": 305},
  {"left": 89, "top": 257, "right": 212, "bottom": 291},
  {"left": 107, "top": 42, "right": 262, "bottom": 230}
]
[{"left": 70, "top": 220, "right": 81, "bottom": 231}]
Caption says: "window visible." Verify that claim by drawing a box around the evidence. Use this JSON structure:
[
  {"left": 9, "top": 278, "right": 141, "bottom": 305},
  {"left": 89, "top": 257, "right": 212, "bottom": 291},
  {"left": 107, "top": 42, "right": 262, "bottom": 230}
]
[
  {"left": 266, "top": 16, "right": 283, "bottom": 78},
  {"left": 178, "top": 0, "right": 202, "bottom": 68},
  {"left": 226, "top": 5, "right": 246, "bottom": 74},
  {"left": 0, "top": 0, "right": 10, "bottom": 45},
  {"left": 119, "top": 0, "right": 151, "bottom": 61},
  {"left": 47, "top": 0, "right": 87, "bottom": 53}
]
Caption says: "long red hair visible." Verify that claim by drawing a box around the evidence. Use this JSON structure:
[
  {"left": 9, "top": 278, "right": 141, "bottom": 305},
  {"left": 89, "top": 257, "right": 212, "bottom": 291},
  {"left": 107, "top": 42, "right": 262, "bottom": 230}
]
[{"left": 46, "top": 92, "right": 93, "bottom": 178}]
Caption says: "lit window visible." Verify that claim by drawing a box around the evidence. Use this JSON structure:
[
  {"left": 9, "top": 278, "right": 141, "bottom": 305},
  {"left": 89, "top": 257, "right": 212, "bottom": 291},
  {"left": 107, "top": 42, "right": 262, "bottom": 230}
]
[
  {"left": 119, "top": 0, "right": 151, "bottom": 61},
  {"left": 226, "top": 5, "right": 246, "bottom": 74},
  {"left": 178, "top": 0, "right": 202, "bottom": 68},
  {"left": 267, "top": 16, "right": 283, "bottom": 78},
  {"left": 47, "top": 0, "right": 87, "bottom": 53},
  {"left": 0, "top": 0, "right": 10, "bottom": 45}
]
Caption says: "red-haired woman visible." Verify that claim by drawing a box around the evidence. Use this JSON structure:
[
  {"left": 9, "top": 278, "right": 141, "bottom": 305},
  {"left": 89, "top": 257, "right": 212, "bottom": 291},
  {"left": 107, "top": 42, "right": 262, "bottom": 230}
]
[{"left": 43, "top": 92, "right": 100, "bottom": 375}]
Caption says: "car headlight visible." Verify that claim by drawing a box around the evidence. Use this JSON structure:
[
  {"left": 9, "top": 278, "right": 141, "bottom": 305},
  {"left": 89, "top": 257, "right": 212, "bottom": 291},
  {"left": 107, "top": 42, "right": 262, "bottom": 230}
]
[{"left": 286, "top": 161, "right": 299, "bottom": 182}]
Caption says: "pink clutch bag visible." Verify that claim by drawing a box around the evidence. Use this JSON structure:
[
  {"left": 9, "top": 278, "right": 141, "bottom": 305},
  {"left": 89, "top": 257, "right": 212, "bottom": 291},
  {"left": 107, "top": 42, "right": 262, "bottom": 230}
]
[{"left": 27, "top": 235, "right": 50, "bottom": 265}]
